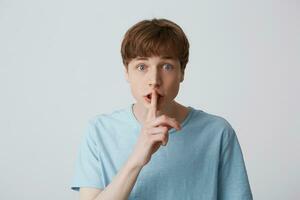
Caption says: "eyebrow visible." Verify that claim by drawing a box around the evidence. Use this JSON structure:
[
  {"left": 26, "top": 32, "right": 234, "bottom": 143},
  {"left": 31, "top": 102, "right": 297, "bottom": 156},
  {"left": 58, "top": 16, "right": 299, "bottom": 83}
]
[{"left": 135, "top": 56, "right": 175, "bottom": 61}]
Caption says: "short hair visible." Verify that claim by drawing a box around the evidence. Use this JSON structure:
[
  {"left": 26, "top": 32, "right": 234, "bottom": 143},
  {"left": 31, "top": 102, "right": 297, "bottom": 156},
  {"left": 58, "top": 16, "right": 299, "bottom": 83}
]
[{"left": 121, "top": 18, "right": 189, "bottom": 73}]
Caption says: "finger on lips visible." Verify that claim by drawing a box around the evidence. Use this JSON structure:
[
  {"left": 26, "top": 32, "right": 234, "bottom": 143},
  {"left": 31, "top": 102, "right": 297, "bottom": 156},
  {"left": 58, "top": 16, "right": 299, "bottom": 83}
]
[
  {"left": 151, "top": 90, "right": 158, "bottom": 111},
  {"left": 147, "top": 90, "right": 181, "bottom": 131},
  {"left": 147, "top": 90, "right": 158, "bottom": 119}
]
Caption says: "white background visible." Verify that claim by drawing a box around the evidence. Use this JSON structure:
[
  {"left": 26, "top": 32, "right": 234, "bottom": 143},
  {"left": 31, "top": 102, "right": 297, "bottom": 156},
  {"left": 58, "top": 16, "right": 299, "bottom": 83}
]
[{"left": 0, "top": 0, "right": 299, "bottom": 199}]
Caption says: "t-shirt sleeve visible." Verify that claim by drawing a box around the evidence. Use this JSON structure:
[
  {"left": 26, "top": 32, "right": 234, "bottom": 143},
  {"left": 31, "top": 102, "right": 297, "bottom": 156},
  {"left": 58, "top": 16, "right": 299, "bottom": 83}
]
[
  {"left": 70, "top": 119, "right": 105, "bottom": 191},
  {"left": 217, "top": 124, "right": 253, "bottom": 200}
]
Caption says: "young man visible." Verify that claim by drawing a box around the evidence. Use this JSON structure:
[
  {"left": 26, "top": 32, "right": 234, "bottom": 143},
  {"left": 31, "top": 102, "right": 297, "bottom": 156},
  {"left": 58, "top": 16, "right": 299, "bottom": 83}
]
[{"left": 71, "top": 18, "right": 253, "bottom": 200}]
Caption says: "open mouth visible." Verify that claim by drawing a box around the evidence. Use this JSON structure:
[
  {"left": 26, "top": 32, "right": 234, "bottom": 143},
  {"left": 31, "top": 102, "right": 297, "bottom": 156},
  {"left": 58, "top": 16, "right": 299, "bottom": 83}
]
[{"left": 144, "top": 93, "right": 163, "bottom": 103}]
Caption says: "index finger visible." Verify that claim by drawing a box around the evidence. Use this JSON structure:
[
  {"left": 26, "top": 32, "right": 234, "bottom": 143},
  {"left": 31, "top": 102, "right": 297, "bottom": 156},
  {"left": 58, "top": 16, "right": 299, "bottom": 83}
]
[{"left": 146, "top": 89, "right": 158, "bottom": 120}]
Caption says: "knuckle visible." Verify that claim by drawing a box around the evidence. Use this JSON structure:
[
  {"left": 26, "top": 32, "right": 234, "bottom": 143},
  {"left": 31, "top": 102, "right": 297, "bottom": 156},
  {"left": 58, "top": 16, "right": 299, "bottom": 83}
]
[
  {"left": 161, "top": 115, "right": 167, "bottom": 120},
  {"left": 162, "top": 126, "right": 168, "bottom": 133}
]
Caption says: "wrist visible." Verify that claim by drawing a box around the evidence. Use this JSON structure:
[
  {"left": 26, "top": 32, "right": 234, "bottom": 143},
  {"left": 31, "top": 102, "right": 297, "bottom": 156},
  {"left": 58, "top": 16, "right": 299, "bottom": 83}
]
[{"left": 127, "top": 155, "right": 144, "bottom": 170}]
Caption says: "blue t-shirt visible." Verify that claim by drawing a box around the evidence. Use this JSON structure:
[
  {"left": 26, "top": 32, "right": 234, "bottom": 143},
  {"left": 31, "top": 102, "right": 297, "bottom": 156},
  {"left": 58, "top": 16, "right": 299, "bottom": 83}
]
[{"left": 71, "top": 104, "right": 253, "bottom": 200}]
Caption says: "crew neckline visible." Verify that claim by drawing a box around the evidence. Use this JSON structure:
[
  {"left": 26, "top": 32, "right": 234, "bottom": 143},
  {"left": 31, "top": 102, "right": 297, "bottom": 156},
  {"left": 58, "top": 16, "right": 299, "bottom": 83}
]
[{"left": 127, "top": 103, "right": 195, "bottom": 134}]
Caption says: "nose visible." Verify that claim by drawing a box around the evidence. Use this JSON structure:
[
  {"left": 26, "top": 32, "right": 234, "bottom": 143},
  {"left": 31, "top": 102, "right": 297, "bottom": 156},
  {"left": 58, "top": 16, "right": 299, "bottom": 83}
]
[{"left": 148, "top": 68, "right": 161, "bottom": 87}]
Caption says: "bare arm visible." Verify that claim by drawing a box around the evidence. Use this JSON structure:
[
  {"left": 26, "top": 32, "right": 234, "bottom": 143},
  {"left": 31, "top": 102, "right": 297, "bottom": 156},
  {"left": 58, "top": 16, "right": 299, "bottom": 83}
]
[
  {"left": 80, "top": 155, "right": 143, "bottom": 200},
  {"left": 79, "top": 90, "right": 180, "bottom": 200}
]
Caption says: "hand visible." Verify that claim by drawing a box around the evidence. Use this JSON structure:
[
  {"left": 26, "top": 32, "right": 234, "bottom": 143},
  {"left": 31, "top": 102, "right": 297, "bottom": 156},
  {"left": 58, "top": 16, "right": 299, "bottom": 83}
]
[{"left": 129, "top": 89, "right": 181, "bottom": 168}]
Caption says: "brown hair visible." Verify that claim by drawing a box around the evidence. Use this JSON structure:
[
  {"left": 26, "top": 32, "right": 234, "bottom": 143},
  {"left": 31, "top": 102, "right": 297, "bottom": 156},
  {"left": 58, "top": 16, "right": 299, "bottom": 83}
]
[{"left": 121, "top": 18, "right": 189, "bottom": 73}]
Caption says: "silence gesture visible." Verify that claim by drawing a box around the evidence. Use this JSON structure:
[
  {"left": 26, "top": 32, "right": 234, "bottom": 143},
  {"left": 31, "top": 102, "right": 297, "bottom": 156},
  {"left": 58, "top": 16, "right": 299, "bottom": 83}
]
[{"left": 130, "top": 89, "right": 181, "bottom": 168}]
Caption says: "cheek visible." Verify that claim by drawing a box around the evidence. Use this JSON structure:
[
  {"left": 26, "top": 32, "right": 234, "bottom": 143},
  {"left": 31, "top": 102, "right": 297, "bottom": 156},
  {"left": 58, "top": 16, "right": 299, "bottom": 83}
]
[
  {"left": 130, "top": 82, "right": 144, "bottom": 99},
  {"left": 165, "top": 82, "right": 180, "bottom": 100},
  {"left": 171, "top": 84, "right": 180, "bottom": 97}
]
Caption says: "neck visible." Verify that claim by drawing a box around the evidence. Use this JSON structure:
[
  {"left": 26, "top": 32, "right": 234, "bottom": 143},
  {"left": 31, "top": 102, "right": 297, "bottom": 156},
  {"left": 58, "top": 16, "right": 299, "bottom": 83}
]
[{"left": 132, "top": 100, "right": 188, "bottom": 126}]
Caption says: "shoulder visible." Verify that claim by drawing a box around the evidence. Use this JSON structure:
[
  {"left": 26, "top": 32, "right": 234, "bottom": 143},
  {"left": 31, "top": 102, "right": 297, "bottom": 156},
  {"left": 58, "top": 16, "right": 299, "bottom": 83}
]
[
  {"left": 190, "top": 107, "right": 236, "bottom": 140},
  {"left": 83, "top": 105, "right": 132, "bottom": 137},
  {"left": 88, "top": 106, "right": 131, "bottom": 126},
  {"left": 192, "top": 107, "right": 234, "bottom": 130}
]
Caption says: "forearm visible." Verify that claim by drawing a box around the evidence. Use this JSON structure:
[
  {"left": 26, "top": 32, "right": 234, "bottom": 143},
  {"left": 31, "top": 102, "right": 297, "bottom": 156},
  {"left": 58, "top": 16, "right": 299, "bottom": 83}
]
[{"left": 93, "top": 156, "right": 143, "bottom": 200}]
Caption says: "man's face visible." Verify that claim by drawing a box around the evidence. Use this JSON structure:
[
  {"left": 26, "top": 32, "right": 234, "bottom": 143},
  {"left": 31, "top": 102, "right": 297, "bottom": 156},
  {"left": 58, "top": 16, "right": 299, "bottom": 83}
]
[{"left": 125, "top": 56, "right": 184, "bottom": 110}]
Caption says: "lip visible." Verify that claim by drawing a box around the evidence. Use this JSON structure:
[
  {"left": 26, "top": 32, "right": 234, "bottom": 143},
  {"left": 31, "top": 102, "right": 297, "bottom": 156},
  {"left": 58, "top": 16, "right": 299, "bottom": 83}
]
[{"left": 144, "top": 93, "right": 164, "bottom": 104}]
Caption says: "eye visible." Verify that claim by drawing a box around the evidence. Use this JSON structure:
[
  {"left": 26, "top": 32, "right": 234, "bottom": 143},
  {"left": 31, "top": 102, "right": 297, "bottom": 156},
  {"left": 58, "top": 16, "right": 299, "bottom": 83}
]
[
  {"left": 163, "top": 63, "right": 173, "bottom": 71},
  {"left": 137, "top": 64, "right": 146, "bottom": 71}
]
